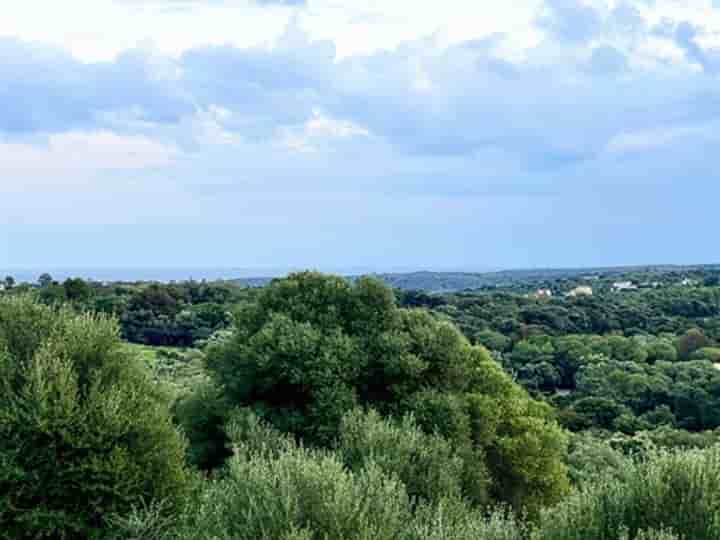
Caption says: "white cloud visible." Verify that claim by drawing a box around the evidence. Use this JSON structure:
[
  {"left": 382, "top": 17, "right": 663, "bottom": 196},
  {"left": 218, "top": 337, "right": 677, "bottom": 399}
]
[
  {"left": 302, "top": 0, "right": 544, "bottom": 58},
  {"left": 278, "top": 109, "right": 369, "bottom": 152},
  {"left": 2, "top": 0, "right": 720, "bottom": 268},
  {"left": 605, "top": 124, "right": 717, "bottom": 154},
  {"left": 0, "top": 0, "right": 547, "bottom": 63},
  {"left": 2, "top": 0, "right": 719, "bottom": 74},
  {"left": 0, "top": 0, "right": 293, "bottom": 62},
  {"left": 0, "top": 131, "right": 176, "bottom": 178}
]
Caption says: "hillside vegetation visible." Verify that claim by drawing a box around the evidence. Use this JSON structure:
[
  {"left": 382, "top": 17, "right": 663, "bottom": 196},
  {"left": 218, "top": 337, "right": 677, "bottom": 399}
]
[{"left": 3, "top": 269, "right": 720, "bottom": 538}]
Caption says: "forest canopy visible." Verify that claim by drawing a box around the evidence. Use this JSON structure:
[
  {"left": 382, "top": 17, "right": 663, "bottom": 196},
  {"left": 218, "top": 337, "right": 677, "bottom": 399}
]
[{"left": 3, "top": 267, "right": 720, "bottom": 539}]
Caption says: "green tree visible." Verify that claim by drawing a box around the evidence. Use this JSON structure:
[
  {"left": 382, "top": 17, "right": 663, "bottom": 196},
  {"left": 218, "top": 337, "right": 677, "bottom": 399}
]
[
  {"left": 38, "top": 282, "right": 68, "bottom": 305},
  {"left": 37, "top": 273, "right": 53, "bottom": 288},
  {"left": 646, "top": 337, "right": 677, "bottom": 363},
  {"left": 689, "top": 347, "right": 720, "bottom": 363},
  {"left": 0, "top": 296, "right": 189, "bottom": 539},
  {"left": 63, "top": 277, "right": 93, "bottom": 302},
  {"left": 203, "top": 272, "right": 569, "bottom": 512},
  {"left": 474, "top": 329, "right": 511, "bottom": 352},
  {"left": 676, "top": 328, "right": 712, "bottom": 360}
]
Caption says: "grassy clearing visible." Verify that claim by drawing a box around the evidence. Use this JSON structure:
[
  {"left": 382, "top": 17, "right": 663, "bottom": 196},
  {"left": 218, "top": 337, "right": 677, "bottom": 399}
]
[{"left": 124, "top": 342, "right": 209, "bottom": 395}]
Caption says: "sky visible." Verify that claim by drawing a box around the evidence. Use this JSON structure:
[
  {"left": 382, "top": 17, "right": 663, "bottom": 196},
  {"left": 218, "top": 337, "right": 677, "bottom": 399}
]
[{"left": 2, "top": 0, "right": 720, "bottom": 273}]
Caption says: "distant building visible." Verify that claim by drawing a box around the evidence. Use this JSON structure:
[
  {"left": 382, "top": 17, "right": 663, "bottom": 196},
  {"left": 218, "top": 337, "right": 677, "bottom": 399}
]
[
  {"left": 566, "top": 286, "right": 593, "bottom": 297},
  {"left": 534, "top": 288, "right": 553, "bottom": 298},
  {"left": 612, "top": 281, "right": 638, "bottom": 292},
  {"left": 680, "top": 278, "right": 698, "bottom": 287}
]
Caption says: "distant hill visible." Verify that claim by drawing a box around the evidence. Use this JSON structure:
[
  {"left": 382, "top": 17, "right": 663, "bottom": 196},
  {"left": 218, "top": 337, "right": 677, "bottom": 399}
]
[{"left": 230, "top": 264, "right": 720, "bottom": 293}]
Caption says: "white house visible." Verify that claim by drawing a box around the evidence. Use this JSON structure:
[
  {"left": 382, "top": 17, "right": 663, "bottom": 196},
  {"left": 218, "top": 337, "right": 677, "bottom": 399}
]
[
  {"left": 566, "top": 286, "right": 593, "bottom": 297},
  {"left": 534, "top": 288, "right": 553, "bottom": 298},
  {"left": 612, "top": 281, "right": 637, "bottom": 291}
]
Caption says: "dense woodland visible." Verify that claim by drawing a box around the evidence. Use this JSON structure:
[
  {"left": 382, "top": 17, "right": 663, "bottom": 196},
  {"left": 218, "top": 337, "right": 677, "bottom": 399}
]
[{"left": 3, "top": 266, "right": 720, "bottom": 538}]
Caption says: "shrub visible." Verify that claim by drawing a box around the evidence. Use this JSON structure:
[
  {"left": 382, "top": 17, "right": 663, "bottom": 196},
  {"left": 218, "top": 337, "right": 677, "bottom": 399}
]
[
  {"left": 535, "top": 447, "right": 720, "bottom": 540},
  {"left": 564, "top": 433, "right": 629, "bottom": 485},
  {"left": 0, "top": 296, "right": 189, "bottom": 539},
  {"left": 111, "top": 413, "right": 527, "bottom": 540},
  {"left": 181, "top": 413, "right": 413, "bottom": 540},
  {"left": 337, "top": 408, "right": 483, "bottom": 505},
  {"left": 173, "top": 381, "right": 232, "bottom": 470},
  {"left": 403, "top": 500, "right": 527, "bottom": 540}
]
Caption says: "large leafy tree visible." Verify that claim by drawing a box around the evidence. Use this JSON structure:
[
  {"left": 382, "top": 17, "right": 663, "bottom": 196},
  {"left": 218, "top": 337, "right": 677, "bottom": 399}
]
[
  {"left": 202, "top": 272, "right": 569, "bottom": 511},
  {"left": 0, "top": 296, "right": 189, "bottom": 539}
]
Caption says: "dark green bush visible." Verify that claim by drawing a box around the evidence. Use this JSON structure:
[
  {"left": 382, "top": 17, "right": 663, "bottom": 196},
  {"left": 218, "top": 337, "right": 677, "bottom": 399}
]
[
  {"left": 173, "top": 381, "right": 232, "bottom": 470},
  {"left": 203, "top": 272, "right": 570, "bottom": 512}
]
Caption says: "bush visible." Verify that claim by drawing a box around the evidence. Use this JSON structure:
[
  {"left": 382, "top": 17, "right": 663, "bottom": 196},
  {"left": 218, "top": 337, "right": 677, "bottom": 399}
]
[
  {"left": 535, "top": 447, "right": 720, "bottom": 540},
  {"left": 175, "top": 412, "right": 413, "bottom": 540},
  {"left": 173, "top": 381, "right": 232, "bottom": 470},
  {"left": 0, "top": 296, "right": 189, "bottom": 539},
  {"left": 689, "top": 347, "right": 720, "bottom": 363},
  {"left": 110, "top": 413, "right": 527, "bottom": 540},
  {"left": 564, "top": 433, "right": 629, "bottom": 485},
  {"left": 337, "top": 408, "right": 485, "bottom": 505},
  {"left": 404, "top": 501, "right": 527, "bottom": 540},
  {"left": 627, "top": 530, "right": 680, "bottom": 540}
]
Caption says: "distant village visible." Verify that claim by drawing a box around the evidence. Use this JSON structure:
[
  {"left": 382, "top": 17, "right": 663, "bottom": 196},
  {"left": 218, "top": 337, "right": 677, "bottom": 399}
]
[{"left": 529, "top": 276, "right": 701, "bottom": 299}]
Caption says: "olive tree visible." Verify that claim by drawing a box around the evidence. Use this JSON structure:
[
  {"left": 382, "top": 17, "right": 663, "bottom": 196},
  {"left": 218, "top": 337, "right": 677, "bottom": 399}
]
[{"left": 199, "top": 272, "right": 569, "bottom": 512}]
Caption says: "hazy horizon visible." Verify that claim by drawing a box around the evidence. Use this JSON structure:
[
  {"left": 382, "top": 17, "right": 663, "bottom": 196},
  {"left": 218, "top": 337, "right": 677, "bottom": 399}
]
[{"left": 3, "top": 261, "right": 717, "bottom": 285}]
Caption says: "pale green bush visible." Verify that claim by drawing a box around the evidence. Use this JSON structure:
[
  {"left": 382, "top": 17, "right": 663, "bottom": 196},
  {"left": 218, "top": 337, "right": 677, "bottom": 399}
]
[
  {"left": 535, "top": 447, "right": 720, "bottom": 540},
  {"left": 337, "top": 409, "right": 470, "bottom": 504}
]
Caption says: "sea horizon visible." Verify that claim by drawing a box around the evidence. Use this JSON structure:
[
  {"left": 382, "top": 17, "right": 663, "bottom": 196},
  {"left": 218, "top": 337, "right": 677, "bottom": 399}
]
[
  {"left": 0, "top": 265, "right": 498, "bottom": 284},
  {"left": 2, "top": 262, "right": 716, "bottom": 286}
]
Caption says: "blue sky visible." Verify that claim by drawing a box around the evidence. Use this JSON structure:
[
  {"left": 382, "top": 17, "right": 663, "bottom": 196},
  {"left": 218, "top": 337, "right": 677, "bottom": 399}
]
[{"left": 2, "top": 0, "right": 720, "bottom": 272}]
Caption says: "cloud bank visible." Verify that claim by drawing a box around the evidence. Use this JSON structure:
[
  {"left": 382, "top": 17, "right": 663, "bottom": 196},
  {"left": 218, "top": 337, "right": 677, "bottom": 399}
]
[{"left": 2, "top": 0, "right": 720, "bottom": 269}]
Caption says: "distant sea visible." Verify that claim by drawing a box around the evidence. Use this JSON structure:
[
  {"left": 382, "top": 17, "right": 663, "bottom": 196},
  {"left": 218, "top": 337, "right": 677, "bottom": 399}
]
[
  {"left": 0, "top": 268, "right": 294, "bottom": 284},
  {"left": 0, "top": 266, "right": 463, "bottom": 285}
]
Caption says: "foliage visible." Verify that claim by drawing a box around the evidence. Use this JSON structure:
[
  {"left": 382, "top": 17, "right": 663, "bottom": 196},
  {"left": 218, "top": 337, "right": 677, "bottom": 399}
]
[
  {"left": 429, "top": 284, "right": 720, "bottom": 344},
  {"left": 35, "top": 278, "right": 242, "bottom": 348},
  {"left": 203, "top": 272, "right": 570, "bottom": 512},
  {"left": 10, "top": 266, "right": 720, "bottom": 539},
  {"left": 0, "top": 296, "right": 189, "bottom": 539},
  {"left": 337, "top": 408, "right": 483, "bottom": 505},
  {"left": 535, "top": 447, "right": 720, "bottom": 540},
  {"left": 564, "top": 432, "right": 629, "bottom": 485},
  {"left": 111, "top": 411, "right": 720, "bottom": 540},
  {"left": 109, "top": 412, "right": 528, "bottom": 540},
  {"left": 173, "top": 381, "right": 232, "bottom": 470}
]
